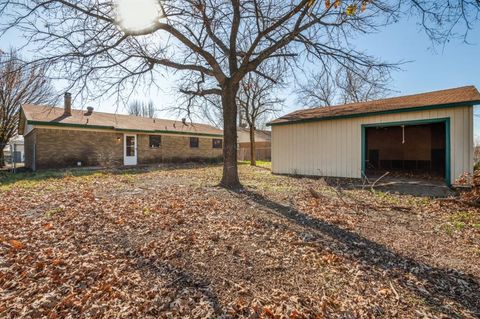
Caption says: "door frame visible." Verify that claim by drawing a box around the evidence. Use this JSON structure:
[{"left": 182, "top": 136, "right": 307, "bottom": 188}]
[
  {"left": 361, "top": 117, "right": 451, "bottom": 185},
  {"left": 123, "top": 133, "right": 138, "bottom": 166}
]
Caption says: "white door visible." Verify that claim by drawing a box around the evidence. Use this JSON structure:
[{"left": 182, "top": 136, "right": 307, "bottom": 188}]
[{"left": 124, "top": 134, "right": 137, "bottom": 165}]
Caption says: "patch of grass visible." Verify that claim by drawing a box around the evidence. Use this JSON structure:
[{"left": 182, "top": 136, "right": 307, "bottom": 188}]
[
  {"left": 370, "top": 189, "right": 432, "bottom": 209},
  {"left": 440, "top": 211, "right": 480, "bottom": 234},
  {"left": 453, "top": 221, "right": 466, "bottom": 231},
  {"left": 0, "top": 169, "right": 107, "bottom": 191},
  {"left": 439, "top": 223, "right": 454, "bottom": 235},
  {"left": 44, "top": 207, "right": 65, "bottom": 218},
  {"left": 373, "top": 190, "right": 405, "bottom": 206},
  {"left": 239, "top": 165, "right": 297, "bottom": 193},
  {"left": 238, "top": 160, "right": 271, "bottom": 168},
  {"left": 451, "top": 211, "right": 476, "bottom": 223}
]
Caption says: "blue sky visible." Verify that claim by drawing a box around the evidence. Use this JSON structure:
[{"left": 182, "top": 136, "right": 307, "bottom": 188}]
[
  {"left": 350, "top": 18, "right": 480, "bottom": 138},
  {"left": 1, "top": 16, "right": 479, "bottom": 136}
]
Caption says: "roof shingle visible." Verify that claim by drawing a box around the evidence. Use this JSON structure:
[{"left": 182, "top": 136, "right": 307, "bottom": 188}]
[
  {"left": 21, "top": 104, "right": 223, "bottom": 136},
  {"left": 269, "top": 86, "right": 480, "bottom": 125}
]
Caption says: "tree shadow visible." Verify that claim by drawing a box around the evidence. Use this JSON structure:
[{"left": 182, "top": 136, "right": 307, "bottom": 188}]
[
  {"left": 234, "top": 189, "right": 480, "bottom": 317},
  {"left": 107, "top": 230, "right": 224, "bottom": 315}
]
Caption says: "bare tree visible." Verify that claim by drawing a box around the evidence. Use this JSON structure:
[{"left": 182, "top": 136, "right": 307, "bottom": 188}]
[
  {"left": 1, "top": 0, "right": 478, "bottom": 187},
  {"left": 297, "top": 70, "right": 337, "bottom": 107},
  {"left": 336, "top": 68, "right": 391, "bottom": 104},
  {"left": 297, "top": 65, "right": 392, "bottom": 107},
  {"left": 238, "top": 65, "right": 283, "bottom": 166},
  {"left": 0, "top": 49, "right": 56, "bottom": 167},
  {"left": 127, "top": 100, "right": 157, "bottom": 118}
]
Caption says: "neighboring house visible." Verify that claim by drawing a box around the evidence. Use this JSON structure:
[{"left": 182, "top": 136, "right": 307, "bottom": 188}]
[
  {"left": 19, "top": 93, "right": 223, "bottom": 170},
  {"left": 237, "top": 128, "right": 271, "bottom": 161},
  {"left": 3, "top": 136, "right": 25, "bottom": 163},
  {"left": 268, "top": 86, "right": 480, "bottom": 185}
]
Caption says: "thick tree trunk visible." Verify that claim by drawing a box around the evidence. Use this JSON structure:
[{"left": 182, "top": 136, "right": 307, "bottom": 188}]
[
  {"left": 249, "top": 125, "right": 256, "bottom": 166},
  {"left": 0, "top": 145, "right": 5, "bottom": 168},
  {"left": 220, "top": 81, "right": 241, "bottom": 188}
]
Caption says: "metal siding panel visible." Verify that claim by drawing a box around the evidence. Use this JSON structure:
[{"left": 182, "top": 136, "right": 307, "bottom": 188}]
[
  {"left": 319, "top": 121, "right": 326, "bottom": 176},
  {"left": 300, "top": 124, "right": 306, "bottom": 174},
  {"left": 293, "top": 124, "right": 301, "bottom": 174},
  {"left": 326, "top": 121, "right": 332, "bottom": 176},
  {"left": 469, "top": 107, "right": 474, "bottom": 174},
  {"left": 339, "top": 120, "right": 345, "bottom": 177},
  {"left": 452, "top": 109, "right": 460, "bottom": 181},
  {"left": 355, "top": 121, "right": 360, "bottom": 177},
  {"left": 270, "top": 106, "right": 473, "bottom": 180},
  {"left": 461, "top": 108, "right": 467, "bottom": 176},
  {"left": 345, "top": 120, "right": 351, "bottom": 177},
  {"left": 314, "top": 122, "right": 319, "bottom": 176}
]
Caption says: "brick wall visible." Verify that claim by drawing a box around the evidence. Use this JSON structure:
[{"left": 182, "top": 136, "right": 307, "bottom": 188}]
[
  {"left": 34, "top": 128, "right": 124, "bottom": 169},
  {"left": 27, "top": 128, "right": 223, "bottom": 169},
  {"left": 137, "top": 134, "right": 223, "bottom": 164},
  {"left": 24, "top": 130, "right": 36, "bottom": 169}
]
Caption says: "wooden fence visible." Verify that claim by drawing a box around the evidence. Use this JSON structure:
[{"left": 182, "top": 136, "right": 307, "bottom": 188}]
[{"left": 237, "top": 147, "right": 271, "bottom": 161}]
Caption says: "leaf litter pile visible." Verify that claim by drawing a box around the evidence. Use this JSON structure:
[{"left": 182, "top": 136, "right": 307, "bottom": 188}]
[{"left": 1, "top": 164, "right": 479, "bottom": 318}]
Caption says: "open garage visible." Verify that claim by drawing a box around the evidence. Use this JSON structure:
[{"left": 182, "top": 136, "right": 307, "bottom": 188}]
[
  {"left": 269, "top": 86, "right": 480, "bottom": 185},
  {"left": 363, "top": 119, "right": 448, "bottom": 181}
]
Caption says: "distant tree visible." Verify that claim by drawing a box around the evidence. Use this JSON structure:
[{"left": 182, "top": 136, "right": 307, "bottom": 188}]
[
  {"left": 336, "top": 68, "right": 391, "bottom": 104},
  {"left": 237, "top": 65, "right": 284, "bottom": 166},
  {"left": 0, "top": 50, "right": 56, "bottom": 167},
  {"left": 297, "top": 70, "right": 337, "bottom": 107},
  {"left": 297, "top": 66, "right": 392, "bottom": 107},
  {"left": 127, "top": 100, "right": 156, "bottom": 118}
]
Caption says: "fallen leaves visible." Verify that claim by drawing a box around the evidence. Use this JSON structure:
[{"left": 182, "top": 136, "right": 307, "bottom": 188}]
[
  {"left": 10, "top": 239, "right": 24, "bottom": 250},
  {"left": 0, "top": 164, "right": 479, "bottom": 318}
]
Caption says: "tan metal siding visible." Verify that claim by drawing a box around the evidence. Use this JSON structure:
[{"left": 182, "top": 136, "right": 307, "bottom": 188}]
[{"left": 271, "top": 106, "right": 473, "bottom": 184}]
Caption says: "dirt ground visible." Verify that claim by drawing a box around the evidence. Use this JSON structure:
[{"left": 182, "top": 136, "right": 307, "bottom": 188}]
[{"left": 0, "top": 163, "right": 479, "bottom": 318}]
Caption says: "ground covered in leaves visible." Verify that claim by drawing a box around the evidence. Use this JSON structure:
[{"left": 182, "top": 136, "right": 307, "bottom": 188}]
[{"left": 1, "top": 164, "right": 479, "bottom": 318}]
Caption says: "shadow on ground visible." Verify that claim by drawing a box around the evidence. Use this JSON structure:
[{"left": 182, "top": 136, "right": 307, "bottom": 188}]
[{"left": 234, "top": 189, "right": 480, "bottom": 317}]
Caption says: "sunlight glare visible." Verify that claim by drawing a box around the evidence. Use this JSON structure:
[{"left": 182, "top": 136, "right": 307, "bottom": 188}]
[{"left": 116, "top": 0, "right": 161, "bottom": 33}]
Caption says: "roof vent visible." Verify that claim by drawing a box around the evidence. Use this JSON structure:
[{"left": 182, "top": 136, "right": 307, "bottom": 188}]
[
  {"left": 85, "top": 106, "right": 94, "bottom": 115},
  {"left": 64, "top": 92, "right": 72, "bottom": 116},
  {"left": 182, "top": 118, "right": 188, "bottom": 125}
]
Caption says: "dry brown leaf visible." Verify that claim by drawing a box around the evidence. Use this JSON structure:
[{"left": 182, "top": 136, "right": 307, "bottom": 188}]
[{"left": 10, "top": 239, "right": 24, "bottom": 250}]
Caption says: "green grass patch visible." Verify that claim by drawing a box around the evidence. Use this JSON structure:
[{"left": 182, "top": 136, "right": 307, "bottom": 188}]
[
  {"left": 45, "top": 207, "right": 65, "bottom": 218},
  {"left": 441, "top": 211, "right": 480, "bottom": 234}
]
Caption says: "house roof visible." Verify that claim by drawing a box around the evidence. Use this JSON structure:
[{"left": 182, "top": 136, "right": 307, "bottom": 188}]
[
  {"left": 237, "top": 127, "right": 271, "bottom": 143},
  {"left": 20, "top": 104, "right": 223, "bottom": 137},
  {"left": 269, "top": 86, "right": 480, "bottom": 126}
]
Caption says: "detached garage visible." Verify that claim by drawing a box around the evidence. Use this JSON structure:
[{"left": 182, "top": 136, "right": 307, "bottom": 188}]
[{"left": 268, "top": 86, "right": 480, "bottom": 185}]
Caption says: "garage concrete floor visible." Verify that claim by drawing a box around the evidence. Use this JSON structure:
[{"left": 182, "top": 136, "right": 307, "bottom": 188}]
[{"left": 368, "top": 176, "right": 454, "bottom": 198}]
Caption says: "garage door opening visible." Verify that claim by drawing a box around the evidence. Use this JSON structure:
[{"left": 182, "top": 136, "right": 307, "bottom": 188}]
[{"left": 363, "top": 121, "right": 447, "bottom": 181}]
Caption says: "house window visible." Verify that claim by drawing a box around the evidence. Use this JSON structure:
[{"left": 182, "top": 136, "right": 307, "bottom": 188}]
[
  {"left": 149, "top": 135, "right": 161, "bottom": 148},
  {"left": 190, "top": 137, "right": 199, "bottom": 148},
  {"left": 212, "top": 139, "right": 222, "bottom": 149}
]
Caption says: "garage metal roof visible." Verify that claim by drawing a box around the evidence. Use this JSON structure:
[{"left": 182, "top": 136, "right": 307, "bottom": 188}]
[{"left": 269, "top": 86, "right": 480, "bottom": 126}]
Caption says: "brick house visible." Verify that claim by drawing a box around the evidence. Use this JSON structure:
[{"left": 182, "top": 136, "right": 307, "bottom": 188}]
[
  {"left": 19, "top": 93, "right": 223, "bottom": 170},
  {"left": 237, "top": 128, "right": 271, "bottom": 161}
]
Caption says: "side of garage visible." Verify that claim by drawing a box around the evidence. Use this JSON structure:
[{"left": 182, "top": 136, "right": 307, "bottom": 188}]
[{"left": 269, "top": 86, "right": 479, "bottom": 185}]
